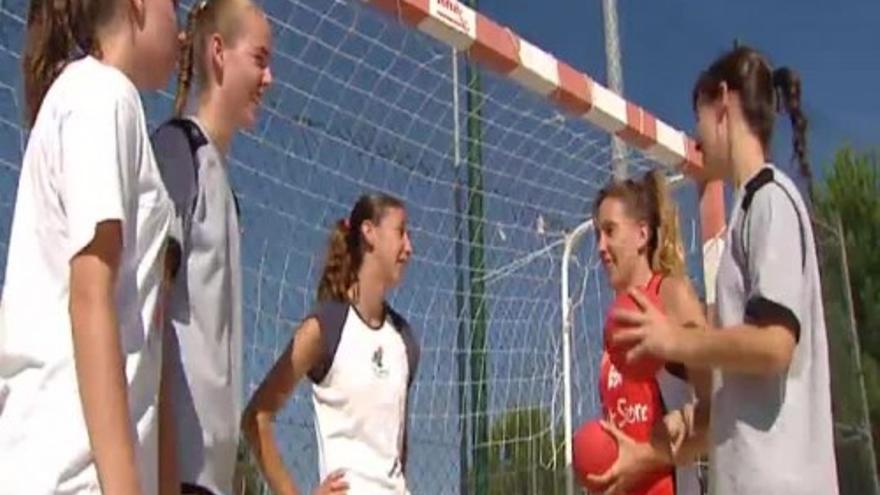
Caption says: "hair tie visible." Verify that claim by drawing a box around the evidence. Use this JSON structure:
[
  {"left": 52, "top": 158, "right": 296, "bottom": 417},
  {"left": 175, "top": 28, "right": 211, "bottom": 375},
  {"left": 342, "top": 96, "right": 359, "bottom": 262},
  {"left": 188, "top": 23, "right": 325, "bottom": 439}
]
[{"left": 342, "top": 218, "right": 350, "bottom": 230}]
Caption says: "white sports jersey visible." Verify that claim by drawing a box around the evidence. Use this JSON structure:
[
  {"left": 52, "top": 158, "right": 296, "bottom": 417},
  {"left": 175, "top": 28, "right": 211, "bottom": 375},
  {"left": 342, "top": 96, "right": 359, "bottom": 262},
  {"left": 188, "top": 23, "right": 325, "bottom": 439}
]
[
  {"left": 0, "top": 56, "right": 171, "bottom": 494},
  {"left": 151, "top": 117, "right": 243, "bottom": 495},
  {"left": 308, "top": 302, "right": 419, "bottom": 495},
  {"left": 711, "top": 165, "right": 837, "bottom": 494}
]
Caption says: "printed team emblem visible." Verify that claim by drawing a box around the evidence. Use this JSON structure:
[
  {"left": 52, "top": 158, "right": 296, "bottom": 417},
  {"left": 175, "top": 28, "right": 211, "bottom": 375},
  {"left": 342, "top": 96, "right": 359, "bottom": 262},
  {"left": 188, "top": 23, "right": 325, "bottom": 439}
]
[
  {"left": 607, "top": 362, "right": 622, "bottom": 390},
  {"left": 372, "top": 346, "right": 389, "bottom": 378}
]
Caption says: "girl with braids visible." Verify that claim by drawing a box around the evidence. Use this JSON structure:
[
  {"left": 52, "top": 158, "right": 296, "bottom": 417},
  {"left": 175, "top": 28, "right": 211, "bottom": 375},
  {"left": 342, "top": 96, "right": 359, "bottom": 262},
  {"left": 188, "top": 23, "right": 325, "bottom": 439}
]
[
  {"left": 242, "top": 194, "right": 418, "bottom": 495},
  {"left": 0, "top": 0, "right": 178, "bottom": 491},
  {"left": 149, "top": 0, "right": 272, "bottom": 493},
  {"left": 584, "top": 170, "right": 710, "bottom": 495},
  {"left": 612, "top": 46, "right": 838, "bottom": 494}
]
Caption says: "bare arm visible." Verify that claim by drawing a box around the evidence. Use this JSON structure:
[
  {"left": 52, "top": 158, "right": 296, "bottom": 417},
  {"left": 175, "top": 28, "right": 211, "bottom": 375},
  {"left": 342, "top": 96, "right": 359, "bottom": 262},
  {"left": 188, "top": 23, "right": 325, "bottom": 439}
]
[
  {"left": 242, "top": 318, "right": 347, "bottom": 495},
  {"left": 69, "top": 221, "right": 143, "bottom": 495},
  {"left": 669, "top": 184, "right": 798, "bottom": 376},
  {"left": 613, "top": 293, "right": 797, "bottom": 377},
  {"left": 672, "top": 324, "right": 795, "bottom": 375},
  {"left": 158, "top": 331, "right": 180, "bottom": 494}
]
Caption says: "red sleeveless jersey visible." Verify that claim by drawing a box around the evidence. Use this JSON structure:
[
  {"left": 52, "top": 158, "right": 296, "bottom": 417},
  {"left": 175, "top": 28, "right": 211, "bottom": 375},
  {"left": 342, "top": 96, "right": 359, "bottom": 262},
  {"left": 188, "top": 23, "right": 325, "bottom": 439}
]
[{"left": 598, "top": 274, "right": 674, "bottom": 495}]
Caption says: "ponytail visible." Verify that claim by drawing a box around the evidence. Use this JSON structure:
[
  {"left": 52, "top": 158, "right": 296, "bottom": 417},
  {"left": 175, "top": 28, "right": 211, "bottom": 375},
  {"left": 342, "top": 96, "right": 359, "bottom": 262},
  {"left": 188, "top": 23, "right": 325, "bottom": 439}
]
[
  {"left": 693, "top": 46, "right": 811, "bottom": 182},
  {"left": 315, "top": 193, "right": 406, "bottom": 303},
  {"left": 643, "top": 170, "right": 685, "bottom": 277},
  {"left": 773, "top": 67, "right": 810, "bottom": 183},
  {"left": 22, "top": 0, "right": 115, "bottom": 127},
  {"left": 173, "top": 3, "right": 204, "bottom": 117},
  {"left": 316, "top": 219, "right": 356, "bottom": 303},
  {"left": 594, "top": 169, "right": 685, "bottom": 278}
]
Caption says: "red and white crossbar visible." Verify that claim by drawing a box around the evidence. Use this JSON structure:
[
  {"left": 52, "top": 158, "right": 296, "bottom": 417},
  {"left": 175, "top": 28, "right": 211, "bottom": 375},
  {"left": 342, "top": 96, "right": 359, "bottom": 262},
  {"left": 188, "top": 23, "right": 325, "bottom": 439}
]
[{"left": 363, "top": 0, "right": 726, "bottom": 253}]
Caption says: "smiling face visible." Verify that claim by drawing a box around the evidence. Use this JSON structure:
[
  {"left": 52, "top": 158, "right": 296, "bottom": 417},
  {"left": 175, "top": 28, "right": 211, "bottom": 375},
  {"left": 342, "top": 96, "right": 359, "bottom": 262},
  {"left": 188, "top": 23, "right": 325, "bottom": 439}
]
[
  {"left": 362, "top": 206, "right": 413, "bottom": 289},
  {"left": 596, "top": 196, "right": 649, "bottom": 292},
  {"left": 215, "top": 8, "right": 272, "bottom": 130},
  {"left": 184, "top": 0, "right": 273, "bottom": 128}
]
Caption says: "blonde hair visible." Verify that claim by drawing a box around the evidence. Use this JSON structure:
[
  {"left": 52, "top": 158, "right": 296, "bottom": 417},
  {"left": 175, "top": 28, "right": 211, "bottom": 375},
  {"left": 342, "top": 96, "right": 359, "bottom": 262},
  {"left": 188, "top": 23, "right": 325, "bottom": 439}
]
[{"left": 174, "top": 0, "right": 260, "bottom": 116}]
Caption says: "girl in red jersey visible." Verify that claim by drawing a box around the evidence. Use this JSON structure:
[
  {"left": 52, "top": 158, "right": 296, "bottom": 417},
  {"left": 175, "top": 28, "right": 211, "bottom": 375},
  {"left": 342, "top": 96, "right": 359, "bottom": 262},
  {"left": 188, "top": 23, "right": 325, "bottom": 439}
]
[{"left": 587, "top": 169, "right": 710, "bottom": 495}]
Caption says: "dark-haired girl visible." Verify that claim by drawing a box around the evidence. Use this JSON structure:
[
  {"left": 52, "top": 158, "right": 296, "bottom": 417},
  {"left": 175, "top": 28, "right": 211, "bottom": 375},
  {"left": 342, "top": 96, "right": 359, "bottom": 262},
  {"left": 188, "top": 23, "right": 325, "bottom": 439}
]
[
  {"left": 243, "top": 194, "right": 418, "bottom": 495},
  {"left": 612, "top": 46, "right": 838, "bottom": 494}
]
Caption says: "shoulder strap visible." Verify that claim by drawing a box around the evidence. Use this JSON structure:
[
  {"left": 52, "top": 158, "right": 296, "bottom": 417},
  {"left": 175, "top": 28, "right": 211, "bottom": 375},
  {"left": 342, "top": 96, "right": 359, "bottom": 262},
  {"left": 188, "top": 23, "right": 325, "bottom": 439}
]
[
  {"left": 645, "top": 273, "right": 664, "bottom": 296},
  {"left": 740, "top": 168, "right": 806, "bottom": 271},
  {"left": 165, "top": 118, "right": 208, "bottom": 194},
  {"left": 387, "top": 306, "right": 420, "bottom": 388},
  {"left": 307, "top": 300, "right": 350, "bottom": 384},
  {"left": 166, "top": 118, "right": 209, "bottom": 154},
  {"left": 167, "top": 118, "right": 243, "bottom": 220},
  {"left": 164, "top": 118, "right": 243, "bottom": 220}
]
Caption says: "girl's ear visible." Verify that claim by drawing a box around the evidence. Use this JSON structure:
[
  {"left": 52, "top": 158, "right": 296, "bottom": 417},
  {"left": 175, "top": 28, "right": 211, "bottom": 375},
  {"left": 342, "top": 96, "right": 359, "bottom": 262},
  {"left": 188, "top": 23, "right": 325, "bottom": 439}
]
[
  {"left": 209, "top": 32, "right": 225, "bottom": 83},
  {"left": 361, "top": 219, "right": 378, "bottom": 252}
]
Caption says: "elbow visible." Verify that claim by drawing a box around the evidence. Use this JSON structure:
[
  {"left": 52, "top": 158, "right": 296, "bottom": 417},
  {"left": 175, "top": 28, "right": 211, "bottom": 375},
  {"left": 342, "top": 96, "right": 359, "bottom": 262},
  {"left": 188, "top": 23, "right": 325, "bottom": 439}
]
[
  {"left": 241, "top": 406, "right": 259, "bottom": 444},
  {"left": 760, "top": 340, "right": 795, "bottom": 376},
  {"left": 241, "top": 403, "right": 272, "bottom": 446},
  {"left": 764, "top": 350, "right": 793, "bottom": 376}
]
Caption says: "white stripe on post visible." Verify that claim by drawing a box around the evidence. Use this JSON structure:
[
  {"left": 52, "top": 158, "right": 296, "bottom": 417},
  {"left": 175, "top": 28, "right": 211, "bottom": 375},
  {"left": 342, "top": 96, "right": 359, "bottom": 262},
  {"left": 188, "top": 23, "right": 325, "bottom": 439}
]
[
  {"left": 419, "top": 0, "right": 478, "bottom": 50},
  {"left": 583, "top": 83, "right": 627, "bottom": 134},
  {"left": 647, "top": 118, "right": 688, "bottom": 167},
  {"left": 509, "top": 39, "right": 560, "bottom": 96}
]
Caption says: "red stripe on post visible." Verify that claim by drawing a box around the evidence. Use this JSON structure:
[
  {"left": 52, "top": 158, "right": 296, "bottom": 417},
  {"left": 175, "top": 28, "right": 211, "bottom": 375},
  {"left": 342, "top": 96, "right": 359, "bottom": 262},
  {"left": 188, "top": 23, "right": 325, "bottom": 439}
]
[
  {"left": 368, "top": 0, "right": 431, "bottom": 27},
  {"left": 637, "top": 111, "right": 657, "bottom": 149},
  {"left": 550, "top": 62, "right": 593, "bottom": 115},
  {"left": 616, "top": 103, "right": 657, "bottom": 149},
  {"left": 470, "top": 14, "right": 519, "bottom": 74}
]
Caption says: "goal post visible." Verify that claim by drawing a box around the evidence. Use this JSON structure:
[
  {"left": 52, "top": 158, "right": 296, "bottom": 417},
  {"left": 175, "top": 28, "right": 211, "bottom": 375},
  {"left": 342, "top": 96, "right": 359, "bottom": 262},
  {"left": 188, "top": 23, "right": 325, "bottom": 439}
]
[{"left": 355, "top": 1, "right": 726, "bottom": 493}]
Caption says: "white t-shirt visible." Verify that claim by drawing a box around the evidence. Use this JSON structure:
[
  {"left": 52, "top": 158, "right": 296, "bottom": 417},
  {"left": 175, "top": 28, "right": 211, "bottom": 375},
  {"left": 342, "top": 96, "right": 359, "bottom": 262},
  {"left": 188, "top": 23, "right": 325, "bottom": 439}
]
[{"left": 0, "top": 56, "right": 172, "bottom": 495}]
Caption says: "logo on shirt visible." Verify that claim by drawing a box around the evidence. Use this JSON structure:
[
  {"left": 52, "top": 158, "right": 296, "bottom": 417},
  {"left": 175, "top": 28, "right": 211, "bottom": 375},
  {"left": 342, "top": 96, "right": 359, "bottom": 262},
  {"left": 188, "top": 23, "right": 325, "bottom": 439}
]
[
  {"left": 608, "top": 397, "right": 649, "bottom": 429},
  {"left": 607, "top": 363, "right": 622, "bottom": 390},
  {"left": 372, "top": 346, "right": 389, "bottom": 378}
]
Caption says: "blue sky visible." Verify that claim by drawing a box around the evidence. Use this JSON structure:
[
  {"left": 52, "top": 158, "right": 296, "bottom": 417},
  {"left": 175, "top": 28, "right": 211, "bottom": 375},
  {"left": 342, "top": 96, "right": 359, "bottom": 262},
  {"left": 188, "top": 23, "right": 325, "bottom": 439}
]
[
  {"left": 478, "top": 0, "right": 880, "bottom": 178},
  {"left": 480, "top": 0, "right": 880, "bottom": 180}
]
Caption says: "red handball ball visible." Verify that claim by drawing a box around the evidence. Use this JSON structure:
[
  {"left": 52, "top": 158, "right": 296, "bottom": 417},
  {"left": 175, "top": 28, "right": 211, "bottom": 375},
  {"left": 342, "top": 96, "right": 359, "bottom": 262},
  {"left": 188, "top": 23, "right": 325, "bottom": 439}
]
[{"left": 572, "top": 419, "right": 618, "bottom": 492}]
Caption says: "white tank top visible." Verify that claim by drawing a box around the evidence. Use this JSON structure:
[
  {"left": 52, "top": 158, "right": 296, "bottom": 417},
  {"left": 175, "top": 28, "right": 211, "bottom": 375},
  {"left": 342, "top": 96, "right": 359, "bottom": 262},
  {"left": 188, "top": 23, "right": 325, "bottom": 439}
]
[{"left": 308, "top": 302, "right": 419, "bottom": 495}]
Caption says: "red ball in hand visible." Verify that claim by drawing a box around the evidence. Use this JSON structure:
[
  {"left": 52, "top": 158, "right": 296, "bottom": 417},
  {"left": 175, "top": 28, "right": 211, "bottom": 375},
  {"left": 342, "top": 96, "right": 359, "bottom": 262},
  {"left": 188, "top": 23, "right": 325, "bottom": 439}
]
[{"left": 572, "top": 419, "right": 618, "bottom": 492}]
